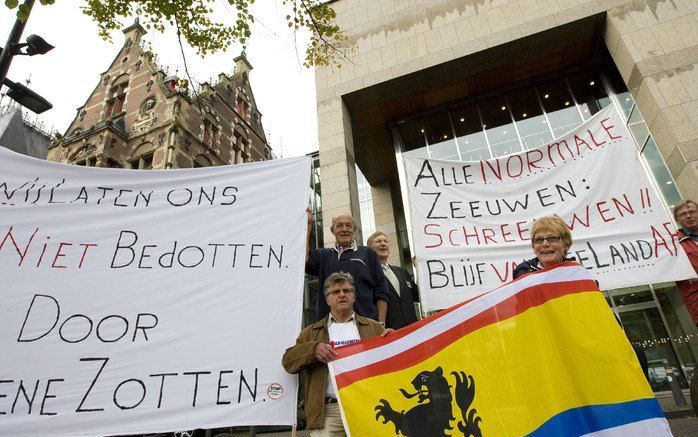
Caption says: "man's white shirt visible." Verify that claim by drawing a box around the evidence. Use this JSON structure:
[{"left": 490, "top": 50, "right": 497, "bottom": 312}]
[{"left": 325, "top": 313, "right": 360, "bottom": 398}]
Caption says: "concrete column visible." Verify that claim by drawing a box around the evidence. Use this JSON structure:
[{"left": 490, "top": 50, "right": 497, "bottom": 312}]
[
  {"left": 371, "top": 182, "right": 401, "bottom": 266},
  {"left": 317, "top": 96, "right": 362, "bottom": 246},
  {"left": 605, "top": 4, "right": 698, "bottom": 201}
]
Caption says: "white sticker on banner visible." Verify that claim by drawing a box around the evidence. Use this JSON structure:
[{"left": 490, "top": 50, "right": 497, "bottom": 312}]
[
  {"left": 405, "top": 106, "right": 696, "bottom": 311},
  {"left": 0, "top": 147, "right": 309, "bottom": 437}
]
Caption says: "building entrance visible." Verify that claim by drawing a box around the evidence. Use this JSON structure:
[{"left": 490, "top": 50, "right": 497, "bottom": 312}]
[
  {"left": 609, "top": 285, "right": 690, "bottom": 391},
  {"left": 387, "top": 53, "right": 698, "bottom": 393}
]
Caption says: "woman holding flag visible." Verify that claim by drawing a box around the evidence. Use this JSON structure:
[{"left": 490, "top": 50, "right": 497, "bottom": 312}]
[
  {"left": 513, "top": 214, "right": 651, "bottom": 378},
  {"left": 513, "top": 215, "right": 573, "bottom": 279}
]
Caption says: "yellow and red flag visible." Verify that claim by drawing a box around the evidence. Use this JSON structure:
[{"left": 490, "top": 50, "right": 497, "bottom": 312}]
[{"left": 329, "top": 262, "right": 671, "bottom": 437}]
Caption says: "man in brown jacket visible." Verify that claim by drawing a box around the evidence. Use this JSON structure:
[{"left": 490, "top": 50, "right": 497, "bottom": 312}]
[{"left": 282, "top": 271, "right": 390, "bottom": 436}]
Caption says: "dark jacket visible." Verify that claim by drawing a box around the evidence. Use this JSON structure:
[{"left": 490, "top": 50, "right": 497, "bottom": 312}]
[
  {"left": 306, "top": 245, "right": 389, "bottom": 321},
  {"left": 512, "top": 257, "right": 576, "bottom": 280},
  {"left": 512, "top": 257, "right": 543, "bottom": 280},
  {"left": 384, "top": 265, "right": 420, "bottom": 330},
  {"left": 281, "top": 315, "right": 384, "bottom": 429}
]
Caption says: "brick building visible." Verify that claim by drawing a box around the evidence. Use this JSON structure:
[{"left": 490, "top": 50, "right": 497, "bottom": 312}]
[{"left": 47, "top": 20, "right": 271, "bottom": 169}]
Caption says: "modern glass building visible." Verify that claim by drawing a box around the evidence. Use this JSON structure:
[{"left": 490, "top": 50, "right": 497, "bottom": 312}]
[
  {"left": 313, "top": 3, "right": 698, "bottom": 396},
  {"left": 390, "top": 55, "right": 693, "bottom": 392}
]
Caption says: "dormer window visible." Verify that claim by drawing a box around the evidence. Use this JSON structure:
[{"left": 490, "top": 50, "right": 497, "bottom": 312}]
[
  {"left": 236, "top": 97, "right": 249, "bottom": 119},
  {"left": 203, "top": 119, "right": 218, "bottom": 148},
  {"left": 105, "top": 79, "right": 129, "bottom": 118},
  {"left": 165, "top": 79, "right": 176, "bottom": 93}
]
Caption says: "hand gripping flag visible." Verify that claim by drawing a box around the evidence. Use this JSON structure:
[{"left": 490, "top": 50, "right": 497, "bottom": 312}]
[{"left": 328, "top": 262, "right": 671, "bottom": 437}]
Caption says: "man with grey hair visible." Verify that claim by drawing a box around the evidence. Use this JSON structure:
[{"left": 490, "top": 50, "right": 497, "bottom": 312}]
[
  {"left": 306, "top": 209, "right": 389, "bottom": 324},
  {"left": 282, "top": 271, "right": 390, "bottom": 436},
  {"left": 368, "top": 230, "right": 420, "bottom": 330},
  {"left": 674, "top": 199, "right": 698, "bottom": 326}
]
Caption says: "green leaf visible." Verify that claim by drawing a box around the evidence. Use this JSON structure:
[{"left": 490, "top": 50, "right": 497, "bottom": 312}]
[
  {"left": 5, "top": 0, "right": 348, "bottom": 66},
  {"left": 17, "top": 2, "right": 29, "bottom": 20}
]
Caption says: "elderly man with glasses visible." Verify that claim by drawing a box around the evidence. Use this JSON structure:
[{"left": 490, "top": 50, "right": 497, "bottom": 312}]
[
  {"left": 282, "top": 272, "right": 391, "bottom": 437},
  {"left": 674, "top": 199, "right": 698, "bottom": 327}
]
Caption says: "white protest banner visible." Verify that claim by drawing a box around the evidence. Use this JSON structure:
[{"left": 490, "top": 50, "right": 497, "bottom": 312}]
[
  {"left": 405, "top": 105, "right": 696, "bottom": 311},
  {"left": 0, "top": 146, "right": 309, "bottom": 437}
]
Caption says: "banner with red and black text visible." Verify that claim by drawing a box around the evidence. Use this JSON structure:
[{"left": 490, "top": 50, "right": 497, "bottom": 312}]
[
  {"left": 0, "top": 147, "right": 309, "bottom": 436},
  {"left": 405, "top": 105, "right": 696, "bottom": 311}
]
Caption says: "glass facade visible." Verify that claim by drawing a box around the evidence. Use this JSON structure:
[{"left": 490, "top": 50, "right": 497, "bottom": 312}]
[
  {"left": 356, "top": 166, "right": 376, "bottom": 242},
  {"left": 389, "top": 61, "right": 697, "bottom": 393},
  {"left": 305, "top": 152, "right": 323, "bottom": 326},
  {"left": 402, "top": 67, "right": 613, "bottom": 161}
]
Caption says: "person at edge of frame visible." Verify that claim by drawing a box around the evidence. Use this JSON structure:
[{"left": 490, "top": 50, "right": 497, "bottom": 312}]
[{"left": 673, "top": 199, "right": 698, "bottom": 417}]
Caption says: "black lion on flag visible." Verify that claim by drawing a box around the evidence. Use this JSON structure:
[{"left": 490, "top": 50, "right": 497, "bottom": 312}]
[{"left": 374, "top": 367, "right": 483, "bottom": 437}]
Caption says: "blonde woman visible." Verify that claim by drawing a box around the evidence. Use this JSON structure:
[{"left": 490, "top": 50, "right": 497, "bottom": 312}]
[{"left": 513, "top": 215, "right": 573, "bottom": 279}]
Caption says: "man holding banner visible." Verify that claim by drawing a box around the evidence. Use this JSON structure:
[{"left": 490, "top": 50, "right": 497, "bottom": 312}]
[
  {"left": 282, "top": 272, "right": 388, "bottom": 436},
  {"left": 306, "top": 210, "right": 389, "bottom": 324}
]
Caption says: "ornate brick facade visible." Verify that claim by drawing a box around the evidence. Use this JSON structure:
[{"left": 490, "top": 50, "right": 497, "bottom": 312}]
[{"left": 47, "top": 21, "right": 271, "bottom": 169}]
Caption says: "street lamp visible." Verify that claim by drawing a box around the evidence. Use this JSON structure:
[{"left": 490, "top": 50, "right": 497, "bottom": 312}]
[
  {"left": 0, "top": 0, "right": 54, "bottom": 114},
  {"left": 3, "top": 78, "right": 52, "bottom": 113},
  {"left": 19, "top": 34, "right": 54, "bottom": 56}
]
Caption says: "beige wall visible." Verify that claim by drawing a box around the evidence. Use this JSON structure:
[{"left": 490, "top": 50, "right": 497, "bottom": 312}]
[
  {"left": 316, "top": 0, "right": 698, "bottom": 249},
  {"left": 605, "top": 2, "right": 698, "bottom": 201},
  {"left": 371, "top": 183, "right": 401, "bottom": 265},
  {"left": 317, "top": 98, "right": 363, "bottom": 246}
]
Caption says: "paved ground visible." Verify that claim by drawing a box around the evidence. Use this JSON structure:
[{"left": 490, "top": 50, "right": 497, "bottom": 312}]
[{"left": 670, "top": 417, "right": 698, "bottom": 436}]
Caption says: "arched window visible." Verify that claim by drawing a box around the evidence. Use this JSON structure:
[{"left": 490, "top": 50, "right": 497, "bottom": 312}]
[
  {"left": 236, "top": 96, "right": 249, "bottom": 119},
  {"left": 130, "top": 142, "right": 155, "bottom": 169},
  {"left": 202, "top": 119, "right": 218, "bottom": 148},
  {"left": 232, "top": 128, "right": 249, "bottom": 164},
  {"left": 130, "top": 152, "right": 154, "bottom": 170},
  {"left": 194, "top": 154, "right": 213, "bottom": 168}
]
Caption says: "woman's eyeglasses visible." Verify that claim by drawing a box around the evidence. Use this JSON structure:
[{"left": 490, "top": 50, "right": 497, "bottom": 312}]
[{"left": 533, "top": 236, "right": 562, "bottom": 245}]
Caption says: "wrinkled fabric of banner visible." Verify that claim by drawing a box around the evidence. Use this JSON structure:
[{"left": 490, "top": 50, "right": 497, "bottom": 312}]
[
  {"left": 405, "top": 105, "right": 696, "bottom": 311},
  {"left": 0, "top": 147, "right": 309, "bottom": 437},
  {"left": 329, "top": 262, "right": 672, "bottom": 437}
]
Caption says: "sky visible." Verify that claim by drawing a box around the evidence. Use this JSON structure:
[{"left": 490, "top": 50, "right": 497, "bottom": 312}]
[{"left": 0, "top": 1, "right": 319, "bottom": 158}]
